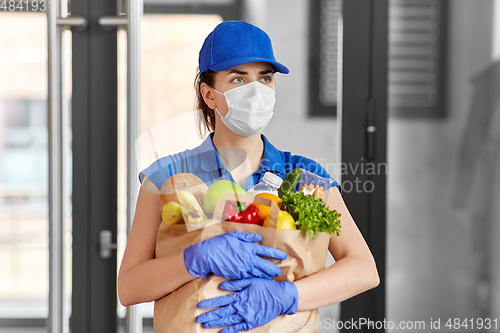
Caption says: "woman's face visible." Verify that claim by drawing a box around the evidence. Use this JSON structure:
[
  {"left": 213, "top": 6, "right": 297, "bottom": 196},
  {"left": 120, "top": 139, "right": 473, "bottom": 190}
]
[{"left": 210, "top": 62, "right": 275, "bottom": 117}]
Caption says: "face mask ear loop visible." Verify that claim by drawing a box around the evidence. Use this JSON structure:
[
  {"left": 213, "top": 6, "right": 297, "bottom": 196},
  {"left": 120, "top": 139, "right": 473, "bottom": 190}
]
[
  {"left": 213, "top": 88, "right": 227, "bottom": 120},
  {"left": 213, "top": 88, "right": 224, "bottom": 96},
  {"left": 215, "top": 107, "right": 225, "bottom": 119}
]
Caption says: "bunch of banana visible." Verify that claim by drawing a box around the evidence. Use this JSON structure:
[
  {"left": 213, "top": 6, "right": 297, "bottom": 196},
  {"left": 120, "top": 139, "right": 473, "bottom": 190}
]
[{"left": 160, "top": 173, "right": 208, "bottom": 225}]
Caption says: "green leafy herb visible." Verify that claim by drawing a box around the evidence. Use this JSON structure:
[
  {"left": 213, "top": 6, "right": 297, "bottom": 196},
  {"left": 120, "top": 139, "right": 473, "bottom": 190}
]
[{"left": 281, "top": 191, "right": 341, "bottom": 239}]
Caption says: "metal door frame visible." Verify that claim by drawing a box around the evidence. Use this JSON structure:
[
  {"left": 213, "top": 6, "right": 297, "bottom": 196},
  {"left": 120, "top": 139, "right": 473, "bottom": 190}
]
[
  {"left": 340, "top": 0, "right": 388, "bottom": 331},
  {"left": 70, "top": 0, "right": 119, "bottom": 331}
]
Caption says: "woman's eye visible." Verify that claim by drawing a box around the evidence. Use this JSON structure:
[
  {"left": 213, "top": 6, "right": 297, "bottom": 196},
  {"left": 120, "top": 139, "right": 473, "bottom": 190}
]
[
  {"left": 261, "top": 76, "right": 273, "bottom": 83},
  {"left": 231, "top": 76, "right": 244, "bottom": 84}
]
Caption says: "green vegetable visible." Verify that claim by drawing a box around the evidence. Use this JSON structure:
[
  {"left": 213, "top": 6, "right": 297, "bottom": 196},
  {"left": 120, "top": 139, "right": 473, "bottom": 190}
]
[
  {"left": 278, "top": 168, "right": 302, "bottom": 198},
  {"left": 281, "top": 191, "right": 341, "bottom": 239}
]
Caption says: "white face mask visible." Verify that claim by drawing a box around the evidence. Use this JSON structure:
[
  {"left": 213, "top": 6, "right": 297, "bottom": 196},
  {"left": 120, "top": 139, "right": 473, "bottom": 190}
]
[{"left": 214, "top": 81, "right": 275, "bottom": 137}]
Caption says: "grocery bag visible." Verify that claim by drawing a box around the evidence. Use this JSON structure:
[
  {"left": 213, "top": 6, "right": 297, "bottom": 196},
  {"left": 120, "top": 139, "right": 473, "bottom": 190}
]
[{"left": 154, "top": 194, "right": 331, "bottom": 332}]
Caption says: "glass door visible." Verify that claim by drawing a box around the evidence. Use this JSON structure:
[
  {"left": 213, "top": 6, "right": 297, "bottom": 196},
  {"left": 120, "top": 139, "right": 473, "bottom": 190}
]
[
  {"left": 0, "top": 4, "right": 74, "bottom": 332},
  {"left": 0, "top": 1, "right": 388, "bottom": 332}
]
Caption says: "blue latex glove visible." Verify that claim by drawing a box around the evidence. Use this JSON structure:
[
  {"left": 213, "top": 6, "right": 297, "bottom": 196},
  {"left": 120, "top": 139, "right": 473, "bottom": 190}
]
[
  {"left": 184, "top": 232, "right": 287, "bottom": 280},
  {"left": 196, "top": 278, "right": 299, "bottom": 333}
]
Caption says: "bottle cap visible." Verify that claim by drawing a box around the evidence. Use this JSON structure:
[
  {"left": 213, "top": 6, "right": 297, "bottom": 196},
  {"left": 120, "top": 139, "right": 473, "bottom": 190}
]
[{"left": 262, "top": 172, "right": 283, "bottom": 188}]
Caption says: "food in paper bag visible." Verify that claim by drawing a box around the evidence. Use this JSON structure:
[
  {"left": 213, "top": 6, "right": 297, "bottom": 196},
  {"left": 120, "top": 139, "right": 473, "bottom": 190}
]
[
  {"left": 160, "top": 173, "right": 208, "bottom": 206},
  {"left": 300, "top": 184, "right": 324, "bottom": 199},
  {"left": 280, "top": 191, "right": 341, "bottom": 238},
  {"left": 222, "top": 200, "right": 261, "bottom": 224},
  {"left": 254, "top": 193, "right": 283, "bottom": 222},
  {"left": 154, "top": 193, "right": 330, "bottom": 332},
  {"left": 297, "top": 168, "right": 339, "bottom": 202},
  {"left": 278, "top": 169, "right": 342, "bottom": 238},
  {"left": 177, "top": 190, "right": 208, "bottom": 223},
  {"left": 160, "top": 201, "right": 183, "bottom": 225},
  {"left": 154, "top": 171, "right": 342, "bottom": 332},
  {"left": 262, "top": 210, "right": 297, "bottom": 230},
  {"left": 203, "top": 179, "right": 246, "bottom": 216},
  {"left": 160, "top": 173, "right": 208, "bottom": 225}
]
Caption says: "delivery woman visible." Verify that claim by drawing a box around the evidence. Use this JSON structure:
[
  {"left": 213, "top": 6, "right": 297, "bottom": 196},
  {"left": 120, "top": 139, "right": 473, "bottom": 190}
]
[{"left": 118, "top": 21, "right": 379, "bottom": 332}]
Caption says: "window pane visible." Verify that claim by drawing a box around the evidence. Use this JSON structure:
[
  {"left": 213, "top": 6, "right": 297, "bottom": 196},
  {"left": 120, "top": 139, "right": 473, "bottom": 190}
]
[
  {"left": 0, "top": 12, "right": 48, "bottom": 323},
  {"left": 388, "top": 0, "right": 447, "bottom": 116},
  {"left": 308, "top": 0, "right": 342, "bottom": 116},
  {"left": 138, "top": 15, "right": 222, "bottom": 172}
]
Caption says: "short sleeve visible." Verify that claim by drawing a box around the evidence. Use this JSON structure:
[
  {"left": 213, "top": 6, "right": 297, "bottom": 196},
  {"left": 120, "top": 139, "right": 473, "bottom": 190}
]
[
  {"left": 295, "top": 156, "right": 342, "bottom": 193},
  {"left": 139, "top": 156, "right": 176, "bottom": 191}
]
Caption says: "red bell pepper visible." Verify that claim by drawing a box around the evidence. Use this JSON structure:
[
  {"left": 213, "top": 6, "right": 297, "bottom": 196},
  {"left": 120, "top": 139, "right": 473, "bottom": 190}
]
[{"left": 222, "top": 201, "right": 260, "bottom": 225}]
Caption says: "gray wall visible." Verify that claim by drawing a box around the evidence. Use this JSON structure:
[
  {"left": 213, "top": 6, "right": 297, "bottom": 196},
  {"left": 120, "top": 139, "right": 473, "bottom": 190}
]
[
  {"left": 387, "top": 0, "right": 499, "bottom": 326},
  {"left": 249, "top": 0, "right": 499, "bottom": 331},
  {"left": 261, "top": 0, "right": 341, "bottom": 177}
]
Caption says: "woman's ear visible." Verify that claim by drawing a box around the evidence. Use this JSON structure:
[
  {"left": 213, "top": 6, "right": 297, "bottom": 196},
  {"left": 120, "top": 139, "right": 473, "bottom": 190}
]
[{"left": 200, "top": 82, "right": 216, "bottom": 110}]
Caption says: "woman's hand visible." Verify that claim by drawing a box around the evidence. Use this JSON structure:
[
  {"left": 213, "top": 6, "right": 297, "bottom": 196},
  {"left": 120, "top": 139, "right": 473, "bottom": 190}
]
[
  {"left": 184, "top": 232, "right": 287, "bottom": 280},
  {"left": 196, "top": 278, "right": 298, "bottom": 333}
]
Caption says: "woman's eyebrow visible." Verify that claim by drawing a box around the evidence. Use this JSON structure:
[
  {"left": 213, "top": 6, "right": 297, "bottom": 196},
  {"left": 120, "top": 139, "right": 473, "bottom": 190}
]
[
  {"left": 227, "top": 69, "right": 247, "bottom": 75},
  {"left": 260, "top": 69, "right": 274, "bottom": 75},
  {"left": 227, "top": 68, "right": 275, "bottom": 75}
]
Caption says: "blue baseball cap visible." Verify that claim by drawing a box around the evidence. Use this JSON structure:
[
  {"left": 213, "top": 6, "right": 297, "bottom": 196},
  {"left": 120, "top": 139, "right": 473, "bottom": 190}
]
[{"left": 198, "top": 21, "right": 289, "bottom": 77}]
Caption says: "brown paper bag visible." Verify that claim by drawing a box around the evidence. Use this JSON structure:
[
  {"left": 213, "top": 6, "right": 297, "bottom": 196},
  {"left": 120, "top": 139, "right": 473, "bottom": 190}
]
[{"left": 154, "top": 194, "right": 331, "bottom": 332}]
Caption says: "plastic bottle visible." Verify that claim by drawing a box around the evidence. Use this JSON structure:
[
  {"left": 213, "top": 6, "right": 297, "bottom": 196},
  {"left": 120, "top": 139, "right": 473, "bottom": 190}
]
[{"left": 247, "top": 172, "right": 283, "bottom": 196}]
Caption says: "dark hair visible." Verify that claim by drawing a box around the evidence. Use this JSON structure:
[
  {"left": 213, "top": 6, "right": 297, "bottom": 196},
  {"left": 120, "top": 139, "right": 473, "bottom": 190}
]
[{"left": 194, "top": 68, "right": 217, "bottom": 137}]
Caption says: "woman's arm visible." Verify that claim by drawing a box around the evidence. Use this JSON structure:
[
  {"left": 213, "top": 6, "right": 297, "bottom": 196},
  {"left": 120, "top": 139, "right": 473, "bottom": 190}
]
[
  {"left": 117, "top": 180, "right": 195, "bottom": 306},
  {"left": 117, "top": 177, "right": 288, "bottom": 306},
  {"left": 294, "top": 187, "right": 380, "bottom": 311}
]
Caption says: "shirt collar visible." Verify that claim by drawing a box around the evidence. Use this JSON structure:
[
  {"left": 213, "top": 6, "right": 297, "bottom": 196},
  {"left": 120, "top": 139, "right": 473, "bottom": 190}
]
[
  {"left": 199, "top": 132, "right": 223, "bottom": 172},
  {"left": 199, "top": 132, "right": 285, "bottom": 175},
  {"left": 259, "top": 134, "right": 285, "bottom": 175}
]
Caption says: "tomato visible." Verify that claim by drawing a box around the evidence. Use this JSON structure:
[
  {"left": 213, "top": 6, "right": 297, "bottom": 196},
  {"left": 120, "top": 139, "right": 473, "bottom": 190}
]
[
  {"left": 222, "top": 201, "right": 260, "bottom": 225},
  {"left": 239, "top": 204, "right": 260, "bottom": 224}
]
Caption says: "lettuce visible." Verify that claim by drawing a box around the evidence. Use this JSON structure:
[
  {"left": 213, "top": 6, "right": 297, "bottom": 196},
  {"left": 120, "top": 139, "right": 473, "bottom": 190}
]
[{"left": 281, "top": 191, "right": 341, "bottom": 239}]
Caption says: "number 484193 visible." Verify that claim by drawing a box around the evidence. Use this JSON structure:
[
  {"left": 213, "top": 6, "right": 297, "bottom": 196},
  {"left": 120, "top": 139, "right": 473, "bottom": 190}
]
[
  {"left": 1, "top": 0, "right": 49, "bottom": 12},
  {"left": 445, "top": 318, "right": 497, "bottom": 330}
]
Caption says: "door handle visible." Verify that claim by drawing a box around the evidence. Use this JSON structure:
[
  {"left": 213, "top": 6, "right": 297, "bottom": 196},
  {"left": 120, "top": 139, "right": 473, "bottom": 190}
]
[
  {"left": 99, "top": 230, "right": 118, "bottom": 259},
  {"left": 57, "top": 17, "right": 87, "bottom": 30},
  {"left": 98, "top": 16, "right": 128, "bottom": 30}
]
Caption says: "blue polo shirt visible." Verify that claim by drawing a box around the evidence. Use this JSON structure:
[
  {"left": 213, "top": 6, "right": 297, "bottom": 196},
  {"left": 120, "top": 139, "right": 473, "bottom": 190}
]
[{"left": 139, "top": 133, "right": 340, "bottom": 192}]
